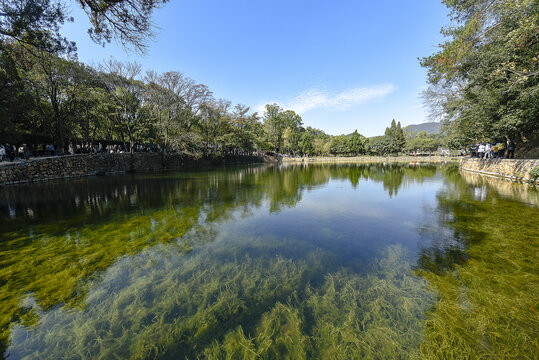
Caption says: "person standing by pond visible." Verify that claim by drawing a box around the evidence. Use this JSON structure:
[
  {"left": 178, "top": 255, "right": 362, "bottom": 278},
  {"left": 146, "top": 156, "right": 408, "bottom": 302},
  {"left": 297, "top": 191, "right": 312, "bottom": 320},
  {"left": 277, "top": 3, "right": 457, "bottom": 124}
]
[
  {"left": 506, "top": 139, "right": 515, "bottom": 159},
  {"left": 496, "top": 140, "right": 505, "bottom": 158},
  {"left": 477, "top": 143, "right": 485, "bottom": 158},
  {"left": 483, "top": 142, "right": 492, "bottom": 158},
  {"left": 492, "top": 143, "right": 499, "bottom": 158}
]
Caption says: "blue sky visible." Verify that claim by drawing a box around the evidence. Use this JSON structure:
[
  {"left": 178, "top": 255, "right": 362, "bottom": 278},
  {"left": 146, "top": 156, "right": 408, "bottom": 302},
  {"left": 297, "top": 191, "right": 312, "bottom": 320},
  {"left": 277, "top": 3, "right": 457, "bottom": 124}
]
[{"left": 62, "top": 0, "right": 449, "bottom": 137}]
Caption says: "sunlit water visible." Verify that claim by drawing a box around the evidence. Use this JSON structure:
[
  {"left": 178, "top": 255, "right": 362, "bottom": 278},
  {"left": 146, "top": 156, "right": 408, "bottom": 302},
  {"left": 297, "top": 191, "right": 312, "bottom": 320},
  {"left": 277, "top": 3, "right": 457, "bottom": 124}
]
[{"left": 1, "top": 163, "right": 537, "bottom": 359}]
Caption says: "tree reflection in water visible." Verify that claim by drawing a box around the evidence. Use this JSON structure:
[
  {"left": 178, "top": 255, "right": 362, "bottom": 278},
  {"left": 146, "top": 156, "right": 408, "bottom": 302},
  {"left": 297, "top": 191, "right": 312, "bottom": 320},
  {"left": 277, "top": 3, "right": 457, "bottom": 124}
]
[
  {"left": 415, "top": 165, "right": 539, "bottom": 359},
  {"left": 1, "top": 163, "right": 536, "bottom": 359}
]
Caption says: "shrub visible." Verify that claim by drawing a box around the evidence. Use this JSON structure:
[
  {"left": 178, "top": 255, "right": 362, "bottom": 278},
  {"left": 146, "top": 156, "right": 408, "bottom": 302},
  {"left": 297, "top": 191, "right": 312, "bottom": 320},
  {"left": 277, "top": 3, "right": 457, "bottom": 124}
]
[{"left": 529, "top": 166, "right": 539, "bottom": 182}]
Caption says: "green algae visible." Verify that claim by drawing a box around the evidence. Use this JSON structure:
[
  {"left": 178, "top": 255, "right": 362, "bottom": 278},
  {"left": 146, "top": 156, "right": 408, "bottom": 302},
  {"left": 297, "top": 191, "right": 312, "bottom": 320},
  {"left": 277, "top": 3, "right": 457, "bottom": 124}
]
[
  {"left": 415, "top": 166, "right": 539, "bottom": 359},
  {"left": 5, "top": 244, "right": 432, "bottom": 360},
  {"left": 0, "top": 163, "right": 537, "bottom": 359}
]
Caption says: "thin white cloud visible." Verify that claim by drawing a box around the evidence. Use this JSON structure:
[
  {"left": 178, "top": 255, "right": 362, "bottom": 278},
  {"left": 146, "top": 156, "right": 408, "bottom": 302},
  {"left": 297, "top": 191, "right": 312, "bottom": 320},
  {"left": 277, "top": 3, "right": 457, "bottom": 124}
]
[{"left": 255, "top": 84, "right": 396, "bottom": 115}]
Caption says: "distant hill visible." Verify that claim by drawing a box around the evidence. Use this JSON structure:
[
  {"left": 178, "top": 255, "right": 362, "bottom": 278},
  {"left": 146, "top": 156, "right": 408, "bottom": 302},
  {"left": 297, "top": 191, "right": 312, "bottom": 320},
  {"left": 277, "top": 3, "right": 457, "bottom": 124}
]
[{"left": 404, "top": 122, "right": 442, "bottom": 135}]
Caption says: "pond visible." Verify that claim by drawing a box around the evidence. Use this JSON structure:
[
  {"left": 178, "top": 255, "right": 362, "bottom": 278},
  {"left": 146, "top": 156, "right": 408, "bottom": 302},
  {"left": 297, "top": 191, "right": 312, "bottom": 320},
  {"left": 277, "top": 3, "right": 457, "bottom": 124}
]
[{"left": 0, "top": 163, "right": 537, "bottom": 359}]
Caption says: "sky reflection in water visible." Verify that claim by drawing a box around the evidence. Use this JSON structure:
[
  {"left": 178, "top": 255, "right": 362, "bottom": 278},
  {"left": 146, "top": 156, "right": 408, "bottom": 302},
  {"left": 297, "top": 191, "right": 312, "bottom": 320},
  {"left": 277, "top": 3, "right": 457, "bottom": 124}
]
[{"left": 0, "top": 163, "right": 537, "bottom": 359}]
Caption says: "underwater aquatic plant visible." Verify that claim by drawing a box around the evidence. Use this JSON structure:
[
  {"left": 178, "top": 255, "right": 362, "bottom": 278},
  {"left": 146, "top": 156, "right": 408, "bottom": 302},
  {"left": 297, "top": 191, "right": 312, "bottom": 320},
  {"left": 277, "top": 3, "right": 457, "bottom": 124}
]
[{"left": 416, "top": 172, "right": 539, "bottom": 359}]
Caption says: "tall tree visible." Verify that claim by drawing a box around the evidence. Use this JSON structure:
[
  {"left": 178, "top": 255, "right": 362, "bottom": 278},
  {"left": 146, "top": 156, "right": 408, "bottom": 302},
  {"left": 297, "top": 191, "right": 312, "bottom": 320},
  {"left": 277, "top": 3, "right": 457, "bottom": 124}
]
[
  {"left": 263, "top": 104, "right": 286, "bottom": 152},
  {"left": 100, "top": 59, "right": 150, "bottom": 153},
  {"left": 421, "top": 0, "right": 539, "bottom": 143},
  {"left": 348, "top": 130, "right": 364, "bottom": 156},
  {"left": 17, "top": 47, "right": 87, "bottom": 153},
  {"left": 384, "top": 119, "right": 405, "bottom": 153}
]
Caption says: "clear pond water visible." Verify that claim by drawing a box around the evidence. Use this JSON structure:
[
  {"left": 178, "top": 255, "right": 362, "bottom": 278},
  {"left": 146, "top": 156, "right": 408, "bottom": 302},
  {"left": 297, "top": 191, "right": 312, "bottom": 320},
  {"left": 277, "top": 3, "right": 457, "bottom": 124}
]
[{"left": 0, "top": 163, "right": 537, "bottom": 359}]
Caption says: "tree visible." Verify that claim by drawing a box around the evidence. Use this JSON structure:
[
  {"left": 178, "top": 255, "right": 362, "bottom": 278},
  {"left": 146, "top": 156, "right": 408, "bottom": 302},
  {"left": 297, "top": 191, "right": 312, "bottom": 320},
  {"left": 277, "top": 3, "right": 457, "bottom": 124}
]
[
  {"left": 348, "top": 130, "right": 364, "bottom": 156},
  {"left": 404, "top": 131, "right": 439, "bottom": 153},
  {"left": 366, "top": 136, "right": 400, "bottom": 156},
  {"left": 0, "top": 0, "right": 75, "bottom": 53},
  {"left": 1, "top": 0, "right": 168, "bottom": 53},
  {"left": 78, "top": 0, "right": 169, "bottom": 52},
  {"left": 99, "top": 59, "right": 150, "bottom": 153},
  {"left": 384, "top": 119, "right": 405, "bottom": 153},
  {"left": 300, "top": 131, "right": 314, "bottom": 156},
  {"left": 280, "top": 109, "right": 303, "bottom": 155},
  {"left": 0, "top": 44, "right": 36, "bottom": 142},
  {"left": 263, "top": 104, "right": 286, "bottom": 152},
  {"left": 229, "top": 104, "right": 260, "bottom": 152},
  {"left": 421, "top": 0, "right": 539, "bottom": 143},
  {"left": 329, "top": 135, "right": 349, "bottom": 155},
  {"left": 18, "top": 47, "right": 89, "bottom": 153}
]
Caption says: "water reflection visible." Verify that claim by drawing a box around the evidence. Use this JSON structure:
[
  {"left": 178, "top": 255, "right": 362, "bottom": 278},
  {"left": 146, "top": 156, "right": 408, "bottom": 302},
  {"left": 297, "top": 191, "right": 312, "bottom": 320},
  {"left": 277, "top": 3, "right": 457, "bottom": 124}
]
[
  {"left": 415, "top": 165, "right": 539, "bottom": 358},
  {"left": 0, "top": 163, "right": 536, "bottom": 359}
]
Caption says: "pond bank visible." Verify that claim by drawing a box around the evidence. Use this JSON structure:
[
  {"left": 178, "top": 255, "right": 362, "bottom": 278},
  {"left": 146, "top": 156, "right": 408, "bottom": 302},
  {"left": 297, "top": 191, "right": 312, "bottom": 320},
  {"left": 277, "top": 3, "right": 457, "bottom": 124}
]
[
  {"left": 0, "top": 153, "right": 271, "bottom": 186},
  {"left": 459, "top": 158, "right": 539, "bottom": 184},
  {"left": 281, "top": 156, "right": 459, "bottom": 164},
  {"left": 0, "top": 155, "right": 460, "bottom": 186}
]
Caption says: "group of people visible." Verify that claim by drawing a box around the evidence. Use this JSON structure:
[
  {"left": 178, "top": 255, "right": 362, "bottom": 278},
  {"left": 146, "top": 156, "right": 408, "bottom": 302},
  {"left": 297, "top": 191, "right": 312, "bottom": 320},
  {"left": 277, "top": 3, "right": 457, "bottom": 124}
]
[
  {"left": 468, "top": 139, "right": 516, "bottom": 159},
  {"left": 1, "top": 143, "right": 61, "bottom": 162},
  {"left": 0, "top": 142, "right": 163, "bottom": 163},
  {"left": 68, "top": 142, "right": 118, "bottom": 154},
  {"left": 67, "top": 142, "right": 160, "bottom": 154}
]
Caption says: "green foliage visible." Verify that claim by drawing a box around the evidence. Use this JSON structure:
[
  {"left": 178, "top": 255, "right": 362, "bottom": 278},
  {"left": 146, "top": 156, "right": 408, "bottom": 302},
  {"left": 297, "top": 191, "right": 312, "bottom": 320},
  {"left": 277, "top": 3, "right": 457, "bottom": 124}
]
[
  {"left": 0, "top": 0, "right": 75, "bottom": 53},
  {"left": 530, "top": 166, "right": 539, "bottom": 181},
  {"left": 382, "top": 119, "right": 406, "bottom": 154},
  {"left": 2, "top": 164, "right": 537, "bottom": 358},
  {"left": 0, "top": 45, "right": 36, "bottom": 142},
  {"left": 348, "top": 130, "right": 364, "bottom": 156},
  {"left": 416, "top": 167, "right": 539, "bottom": 359},
  {"left": 404, "top": 131, "right": 440, "bottom": 153},
  {"left": 421, "top": 0, "right": 539, "bottom": 146},
  {"left": 0, "top": 0, "right": 167, "bottom": 53},
  {"left": 300, "top": 131, "right": 314, "bottom": 156},
  {"left": 366, "top": 136, "right": 400, "bottom": 156},
  {"left": 329, "top": 135, "right": 350, "bottom": 155}
]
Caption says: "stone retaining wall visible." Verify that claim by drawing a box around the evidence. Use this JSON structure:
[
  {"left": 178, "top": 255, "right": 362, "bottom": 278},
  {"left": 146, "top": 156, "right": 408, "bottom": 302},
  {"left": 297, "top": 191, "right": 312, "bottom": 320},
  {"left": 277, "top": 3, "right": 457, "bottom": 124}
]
[
  {"left": 281, "top": 156, "right": 459, "bottom": 164},
  {"left": 0, "top": 153, "right": 269, "bottom": 186},
  {"left": 459, "top": 158, "right": 539, "bottom": 183}
]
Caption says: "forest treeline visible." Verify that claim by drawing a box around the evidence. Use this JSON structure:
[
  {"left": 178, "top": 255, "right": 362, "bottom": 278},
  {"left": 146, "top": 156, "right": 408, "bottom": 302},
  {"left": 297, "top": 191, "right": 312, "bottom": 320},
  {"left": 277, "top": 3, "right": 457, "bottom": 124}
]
[
  {"left": 0, "top": 42, "right": 443, "bottom": 156},
  {"left": 0, "top": 0, "right": 447, "bottom": 157},
  {"left": 2, "top": 0, "right": 535, "bottom": 157}
]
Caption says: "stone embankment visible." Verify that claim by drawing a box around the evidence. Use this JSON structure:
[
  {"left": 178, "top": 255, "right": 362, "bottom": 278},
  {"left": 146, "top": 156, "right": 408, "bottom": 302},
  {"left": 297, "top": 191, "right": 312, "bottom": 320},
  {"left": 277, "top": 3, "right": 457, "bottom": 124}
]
[
  {"left": 281, "top": 156, "right": 459, "bottom": 164},
  {"left": 0, "top": 153, "right": 269, "bottom": 186},
  {"left": 460, "top": 158, "right": 539, "bottom": 184}
]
